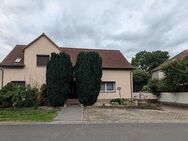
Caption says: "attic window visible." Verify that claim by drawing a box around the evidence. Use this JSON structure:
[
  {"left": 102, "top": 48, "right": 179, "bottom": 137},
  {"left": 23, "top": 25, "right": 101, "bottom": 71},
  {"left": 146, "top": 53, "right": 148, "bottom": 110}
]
[{"left": 14, "top": 57, "right": 22, "bottom": 63}]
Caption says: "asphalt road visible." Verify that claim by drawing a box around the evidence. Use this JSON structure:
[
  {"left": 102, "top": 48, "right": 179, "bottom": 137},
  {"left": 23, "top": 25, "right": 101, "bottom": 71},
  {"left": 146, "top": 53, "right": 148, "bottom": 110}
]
[{"left": 0, "top": 123, "right": 188, "bottom": 141}]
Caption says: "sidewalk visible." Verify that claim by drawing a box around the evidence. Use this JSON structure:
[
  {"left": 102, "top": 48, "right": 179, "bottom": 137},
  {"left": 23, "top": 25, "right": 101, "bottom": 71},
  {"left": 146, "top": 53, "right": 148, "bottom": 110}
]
[{"left": 53, "top": 106, "right": 83, "bottom": 124}]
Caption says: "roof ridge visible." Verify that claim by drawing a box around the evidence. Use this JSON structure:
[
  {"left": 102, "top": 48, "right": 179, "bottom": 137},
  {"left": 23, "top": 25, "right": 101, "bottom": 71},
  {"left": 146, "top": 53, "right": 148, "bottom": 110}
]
[
  {"left": 24, "top": 33, "right": 61, "bottom": 51},
  {"left": 169, "top": 49, "right": 188, "bottom": 60},
  {"left": 152, "top": 49, "right": 188, "bottom": 72},
  {"left": 60, "top": 46, "right": 120, "bottom": 52},
  {"left": 16, "top": 44, "right": 26, "bottom": 46}
]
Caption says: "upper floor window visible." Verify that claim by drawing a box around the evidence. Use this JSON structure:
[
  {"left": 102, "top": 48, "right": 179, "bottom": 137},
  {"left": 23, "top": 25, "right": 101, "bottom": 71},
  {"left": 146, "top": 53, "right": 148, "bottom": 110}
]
[
  {"left": 37, "top": 55, "right": 49, "bottom": 66},
  {"left": 100, "top": 81, "right": 116, "bottom": 93}
]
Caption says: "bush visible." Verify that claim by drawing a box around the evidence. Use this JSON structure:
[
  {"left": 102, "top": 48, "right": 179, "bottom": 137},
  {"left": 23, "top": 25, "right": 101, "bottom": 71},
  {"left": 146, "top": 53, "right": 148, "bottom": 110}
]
[
  {"left": 12, "top": 86, "right": 39, "bottom": 108},
  {"left": 110, "top": 98, "right": 134, "bottom": 105},
  {"left": 0, "top": 82, "right": 15, "bottom": 107},
  {"left": 110, "top": 98, "right": 127, "bottom": 105},
  {"left": 144, "top": 79, "right": 168, "bottom": 97},
  {"left": 0, "top": 83, "right": 39, "bottom": 108},
  {"left": 75, "top": 52, "right": 102, "bottom": 106},
  {"left": 38, "top": 84, "right": 48, "bottom": 106},
  {"left": 162, "top": 56, "right": 188, "bottom": 92}
]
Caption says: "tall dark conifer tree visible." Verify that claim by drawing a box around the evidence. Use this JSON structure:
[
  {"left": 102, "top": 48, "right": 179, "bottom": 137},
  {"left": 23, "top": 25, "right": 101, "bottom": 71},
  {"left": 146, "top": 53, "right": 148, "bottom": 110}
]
[
  {"left": 75, "top": 52, "right": 102, "bottom": 106},
  {"left": 46, "top": 52, "right": 72, "bottom": 106}
]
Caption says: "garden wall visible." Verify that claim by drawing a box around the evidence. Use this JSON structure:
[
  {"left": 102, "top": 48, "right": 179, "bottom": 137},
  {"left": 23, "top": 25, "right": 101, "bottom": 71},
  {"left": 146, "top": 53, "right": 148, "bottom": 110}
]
[
  {"left": 160, "top": 92, "right": 188, "bottom": 105},
  {"left": 133, "top": 92, "right": 157, "bottom": 99}
]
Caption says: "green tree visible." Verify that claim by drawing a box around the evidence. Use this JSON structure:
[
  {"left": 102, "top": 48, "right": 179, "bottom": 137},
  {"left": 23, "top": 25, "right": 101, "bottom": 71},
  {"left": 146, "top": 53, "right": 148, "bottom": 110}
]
[
  {"left": 75, "top": 52, "right": 102, "bottom": 106},
  {"left": 144, "top": 79, "right": 168, "bottom": 97},
  {"left": 133, "top": 68, "right": 150, "bottom": 92},
  {"left": 162, "top": 56, "right": 188, "bottom": 92},
  {"left": 131, "top": 50, "right": 169, "bottom": 72},
  {"left": 46, "top": 52, "right": 72, "bottom": 106}
]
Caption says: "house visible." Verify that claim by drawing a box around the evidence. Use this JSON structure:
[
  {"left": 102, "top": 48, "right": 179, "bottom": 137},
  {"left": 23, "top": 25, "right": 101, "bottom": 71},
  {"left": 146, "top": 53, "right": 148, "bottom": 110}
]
[
  {"left": 152, "top": 49, "right": 188, "bottom": 80},
  {"left": 0, "top": 33, "right": 133, "bottom": 100}
]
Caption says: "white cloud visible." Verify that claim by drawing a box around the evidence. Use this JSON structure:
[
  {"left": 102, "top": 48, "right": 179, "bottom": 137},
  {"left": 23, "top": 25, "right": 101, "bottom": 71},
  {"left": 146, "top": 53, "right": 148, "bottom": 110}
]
[{"left": 0, "top": 0, "right": 188, "bottom": 62}]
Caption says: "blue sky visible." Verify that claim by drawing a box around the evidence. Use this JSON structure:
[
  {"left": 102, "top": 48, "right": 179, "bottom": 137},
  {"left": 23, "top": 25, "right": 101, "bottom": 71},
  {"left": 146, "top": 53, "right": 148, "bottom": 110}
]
[{"left": 0, "top": 0, "right": 188, "bottom": 62}]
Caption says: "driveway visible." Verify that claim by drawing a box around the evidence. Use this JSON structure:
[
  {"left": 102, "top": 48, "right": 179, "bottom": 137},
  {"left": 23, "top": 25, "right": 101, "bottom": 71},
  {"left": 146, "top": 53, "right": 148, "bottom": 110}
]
[
  {"left": 84, "top": 106, "right": 188, "bottom": 123},
  {"left": 0, "top": 123, "right": 188, "bottom": 141},
  {"left": 53, "top": 106, "right": 83, "bottom": 124}
]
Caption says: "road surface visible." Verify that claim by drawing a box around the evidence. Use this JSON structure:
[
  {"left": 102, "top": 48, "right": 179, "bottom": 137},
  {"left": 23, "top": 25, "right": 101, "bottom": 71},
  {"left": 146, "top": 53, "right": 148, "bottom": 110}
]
[{"left": 0, "top": 123, "right": 187, "bottom": 141}]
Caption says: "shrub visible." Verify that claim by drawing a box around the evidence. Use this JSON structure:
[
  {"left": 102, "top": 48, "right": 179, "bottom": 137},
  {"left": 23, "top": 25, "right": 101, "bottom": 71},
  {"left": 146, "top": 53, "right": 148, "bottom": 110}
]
[
  {"left": 0, "top": 82, "right": 15, "bottom": 107},
  {"left": 0, "top": 83, "right": 39, "bottom": 108},
  {"left": 75, "top": 52, "right": 102, "bottom": 106},
  {"left": 110, "top": 98, "right": 134, "bottom": 105},
  {"left": 110, "top": 98, "right": 127, "bottom": 105},
  {"left": 162, "top": 56, "right": 188, "bottom": 92},
  {"left": 12, "top": 86, "right": 39, "bottom": 108},
  {"left": 144, "top": 79, "right": 168, "bottom": 97},
  {"left": 38, "top": 84, "right": 48, "bottom": 106}
]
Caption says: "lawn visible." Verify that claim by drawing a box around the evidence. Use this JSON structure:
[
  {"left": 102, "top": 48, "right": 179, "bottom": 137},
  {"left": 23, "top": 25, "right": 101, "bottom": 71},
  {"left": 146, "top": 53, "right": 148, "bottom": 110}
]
[{"left": 0, "top": 108, "right": 59, "bottom": 122}]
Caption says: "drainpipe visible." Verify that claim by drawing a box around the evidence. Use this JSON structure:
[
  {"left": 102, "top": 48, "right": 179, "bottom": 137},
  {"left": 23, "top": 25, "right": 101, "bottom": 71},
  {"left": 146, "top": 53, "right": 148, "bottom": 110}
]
[
  {"left": 0, "top": 67, "right": 4, "bottom": 89},
  {"left": 130, "top": 71, "right": 133, "bottom": 100}
]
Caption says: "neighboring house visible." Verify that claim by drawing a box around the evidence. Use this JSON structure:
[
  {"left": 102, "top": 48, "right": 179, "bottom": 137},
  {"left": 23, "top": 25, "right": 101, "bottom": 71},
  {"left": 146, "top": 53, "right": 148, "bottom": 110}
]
[
  {"left": 152, "top": 49, "right": 188, "bottom": 80},
  {"left": 0, "top": 33, "right": 133, "bottom": 100}
]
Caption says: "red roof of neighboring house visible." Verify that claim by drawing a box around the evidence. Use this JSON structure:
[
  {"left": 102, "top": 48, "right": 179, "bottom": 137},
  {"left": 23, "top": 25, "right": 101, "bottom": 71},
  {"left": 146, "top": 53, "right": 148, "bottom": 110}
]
[
  {"left": 0, "top": 34, "right": 133, "bottom": 69},
  {"left": 61, "top": 47, "right": 133, "bottom": 69},
  {"left": 152, "top": 49, "right": 188, "bottom": 72}
]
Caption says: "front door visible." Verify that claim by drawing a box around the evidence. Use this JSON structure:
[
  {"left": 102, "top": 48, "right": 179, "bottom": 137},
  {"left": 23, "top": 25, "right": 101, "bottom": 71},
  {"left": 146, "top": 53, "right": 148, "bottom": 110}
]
[{"left": 68, "top": 80, "right": 78, "bottom": 99}]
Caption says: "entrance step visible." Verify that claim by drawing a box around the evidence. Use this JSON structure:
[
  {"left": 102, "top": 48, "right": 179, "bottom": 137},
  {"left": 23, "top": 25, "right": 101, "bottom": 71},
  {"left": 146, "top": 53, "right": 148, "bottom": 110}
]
[{"left": 67, "top": 99, "right": 80, "bottom": 106}]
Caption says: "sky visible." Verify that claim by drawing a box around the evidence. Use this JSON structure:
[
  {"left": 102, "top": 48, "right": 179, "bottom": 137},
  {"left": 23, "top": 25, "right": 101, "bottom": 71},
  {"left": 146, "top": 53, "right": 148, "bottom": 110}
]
[{"left": 0, "top": 0, "right": 188, "bottom": 62}]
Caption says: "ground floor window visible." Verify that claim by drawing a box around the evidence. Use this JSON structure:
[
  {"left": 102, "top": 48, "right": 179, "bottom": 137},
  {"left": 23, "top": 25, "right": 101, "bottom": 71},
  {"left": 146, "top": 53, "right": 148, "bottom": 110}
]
[
  {"left": 100, "top": 81, "right": 115, "bottom": 93},
  {"left": 11, "top": 81, "right": 25, "bottom": 86}
]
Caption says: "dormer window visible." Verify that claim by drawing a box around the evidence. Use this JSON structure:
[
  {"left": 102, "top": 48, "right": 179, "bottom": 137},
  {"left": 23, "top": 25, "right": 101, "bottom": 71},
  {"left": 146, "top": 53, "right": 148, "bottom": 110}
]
[
  {"left": 37, "top": 55, "right": 49, "bottom": 66},
  {"left": 14, "top": 57, "right": 22, "bottom": 63}
]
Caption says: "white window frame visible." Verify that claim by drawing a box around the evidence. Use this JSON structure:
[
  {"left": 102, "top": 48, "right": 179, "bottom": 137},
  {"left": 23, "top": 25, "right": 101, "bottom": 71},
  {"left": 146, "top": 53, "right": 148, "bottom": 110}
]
[{"left": 100, "top": 81, "right": 116, "bottom": 93}]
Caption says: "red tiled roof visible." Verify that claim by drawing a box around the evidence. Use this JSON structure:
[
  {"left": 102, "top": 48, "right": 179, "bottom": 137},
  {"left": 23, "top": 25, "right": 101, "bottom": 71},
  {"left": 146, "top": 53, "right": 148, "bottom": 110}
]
[
  {"left": 61, "top": 47, "right": 133, "bottom": 69},
  {"left": 0, "top": 45, "right": 26, "bottom": 67},
  {"left": 0, "top": 34, "right": 133, "bottom": 69},
  {"left": 152, "top": 49, "right": 188, "bottom": 72},
  {"left": 0, "top": 46, "right": 133, "bottom": 69}
]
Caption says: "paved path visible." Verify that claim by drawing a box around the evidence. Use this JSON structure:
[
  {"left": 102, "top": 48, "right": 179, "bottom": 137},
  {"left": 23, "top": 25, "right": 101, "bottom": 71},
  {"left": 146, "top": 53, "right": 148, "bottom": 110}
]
[
  {"left": 0, "top": 123, "right": 188, "bottom": 141},
  {"left": 53, "top": 106, "right": 83, "bottom": 124}
]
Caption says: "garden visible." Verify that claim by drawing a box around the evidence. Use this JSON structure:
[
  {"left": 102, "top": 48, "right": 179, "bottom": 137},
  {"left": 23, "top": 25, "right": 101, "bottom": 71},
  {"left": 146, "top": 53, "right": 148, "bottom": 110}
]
[
  {"left": 132, "top": 51, "right": 188, "bottom": 97},
  {"left": 0, "top": 51, "right": 102, "bottom": 122},
  {"left": 0, "top": 82, "right": 59, "bottom": 122}
]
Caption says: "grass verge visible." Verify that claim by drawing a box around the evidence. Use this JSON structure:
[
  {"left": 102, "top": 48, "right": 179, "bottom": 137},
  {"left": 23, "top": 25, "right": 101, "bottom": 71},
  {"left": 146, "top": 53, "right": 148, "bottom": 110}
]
[{"left": 0, "top": 107, "right": 59, "bottom": 122}]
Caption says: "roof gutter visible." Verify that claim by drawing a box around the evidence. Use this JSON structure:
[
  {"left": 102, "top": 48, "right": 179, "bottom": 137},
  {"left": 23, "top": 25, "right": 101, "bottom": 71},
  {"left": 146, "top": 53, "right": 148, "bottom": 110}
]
[
  {"left": 0, "top": 67, "right": 4, "bottom": 89},
  {"left": 102, "top": 67, "right": 134, "bottom": 70},
  {"left": 0, "top": 64, "right": 25, "bottom": 68}
]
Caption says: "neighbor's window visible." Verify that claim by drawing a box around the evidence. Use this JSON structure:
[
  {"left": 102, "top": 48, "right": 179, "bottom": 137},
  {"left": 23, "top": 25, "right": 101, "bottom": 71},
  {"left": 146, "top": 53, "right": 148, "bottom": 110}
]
[
  {"left": 37, "top": 55, "right": 49, "bottom": 66},
  {"left": 11, "top": 81, "right": 25, "bottom": 86},
  {"left": 100, "top": 82, "right": 115, "bottom": 92}
]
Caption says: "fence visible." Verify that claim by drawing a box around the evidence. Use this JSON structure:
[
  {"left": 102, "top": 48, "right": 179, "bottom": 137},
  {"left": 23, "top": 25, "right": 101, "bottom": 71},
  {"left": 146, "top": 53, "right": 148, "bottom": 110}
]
[
  {"left": 133, "top": 92, "right": 157, "bottom": 100},
  {"left": 160, "top": 92, "right": 188, "bottom": 105}
]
